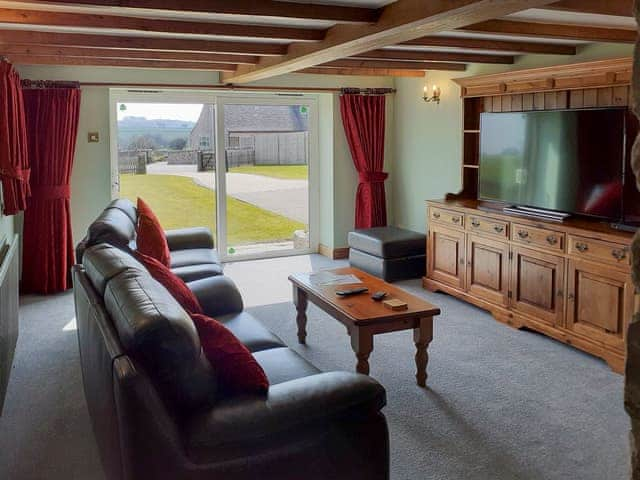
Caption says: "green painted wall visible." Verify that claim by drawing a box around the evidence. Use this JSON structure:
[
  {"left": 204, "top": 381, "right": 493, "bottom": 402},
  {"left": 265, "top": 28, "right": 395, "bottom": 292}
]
[{"left": 391, "top": 43, "right": 634, "bottom": 235}]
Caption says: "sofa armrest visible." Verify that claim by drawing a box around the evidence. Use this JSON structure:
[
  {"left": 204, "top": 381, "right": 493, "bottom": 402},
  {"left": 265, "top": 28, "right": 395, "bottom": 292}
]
[
  {"left": 187, "top": 276, "right": 244, "bottom": 317},
  {"left": 185, "top": 371, "right": 386, "bottom": 450},
  {"left": 165, "top": 227, "right": 214, "bottom": 251}
]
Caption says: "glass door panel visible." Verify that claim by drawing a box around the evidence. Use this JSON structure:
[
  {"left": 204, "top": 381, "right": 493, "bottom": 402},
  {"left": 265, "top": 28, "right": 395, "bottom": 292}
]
[
  {"left": 114, "top": 101, "right": 217, "bottom": 238},
  {"left": 215, "top": 98, "right": 317, "bottom": 260}
]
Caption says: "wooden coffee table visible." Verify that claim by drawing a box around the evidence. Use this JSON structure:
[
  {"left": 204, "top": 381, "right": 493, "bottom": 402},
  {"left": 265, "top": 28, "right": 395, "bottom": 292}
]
[{"left": 288, "top": 267, "right": 441, "bottom": 387}]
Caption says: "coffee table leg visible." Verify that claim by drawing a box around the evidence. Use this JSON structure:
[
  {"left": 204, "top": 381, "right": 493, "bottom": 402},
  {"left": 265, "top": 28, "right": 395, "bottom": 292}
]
[
  {"left": 414, "top": 317, "right": 433, "bottom": 387},
  {"left": 292, "top": 285, "right": 308, "bottom": 344},
  {"left": 350, "top": 327, "right": 373, "bottom": 375}
]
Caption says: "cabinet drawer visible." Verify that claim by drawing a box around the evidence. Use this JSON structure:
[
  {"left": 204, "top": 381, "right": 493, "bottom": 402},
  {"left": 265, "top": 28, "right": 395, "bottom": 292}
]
[
  {"left": 466, "top": 214, "right": 508, "bottom": 239},
  {"left": 511, "top": 223, "right": 565, "bottom": 252},
  {"left": 568, "top": 235, "right": 630, "bottom": 269},
  {"left": 430, "top": 207, "right": 464, "bottom": 229}
]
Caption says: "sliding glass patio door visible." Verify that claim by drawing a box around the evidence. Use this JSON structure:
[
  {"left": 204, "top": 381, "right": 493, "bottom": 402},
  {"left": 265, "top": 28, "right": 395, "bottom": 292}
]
[
  {"left": 214, "top": 96, "right": 318, "bottom": 261},
  {"left": 110, "top": 90, "right": 318, "bottom": 262}
]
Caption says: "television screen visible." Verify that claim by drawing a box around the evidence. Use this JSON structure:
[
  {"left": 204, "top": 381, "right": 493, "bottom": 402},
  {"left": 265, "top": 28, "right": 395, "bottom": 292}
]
[{"left": 479, "top": 108, "right": 626, "bottom": 219}]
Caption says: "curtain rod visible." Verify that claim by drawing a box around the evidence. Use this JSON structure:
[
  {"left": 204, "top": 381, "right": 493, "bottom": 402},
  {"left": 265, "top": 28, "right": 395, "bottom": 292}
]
[
  {"left": 76, "top": 82, "right": 396, "bottom": 94},
  {"left": 22, "top": 80, "right": 80, "bottom": 89}
]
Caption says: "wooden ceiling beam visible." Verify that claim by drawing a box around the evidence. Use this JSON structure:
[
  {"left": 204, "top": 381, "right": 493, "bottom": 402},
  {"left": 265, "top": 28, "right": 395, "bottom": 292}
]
[
  {"left": 322, "top": 59, "right": 467, "bottom": 71},
  {"left": 299, "top": 66, "right": 425, "bottom": 77},
  {"left": 222, "top": 0, "right": 558, "bottom": 84},
  {"left": 401, "top": 36, "right": 576, "bottom": 55},
  {"left": 545, "top": 0, "right": 633, "bottom": 17},
  {"left": 460, "top": 19, "right": 637, "bottom": 43},
  {"left": 6, "top": 54, "right": 237, "bottom": 70},
  {"left": 0, "top": 8, "right": 325, "bottom": 41},
  {"left": 352, "top": 48, "right": 513, "bottom": 64},
  {"left": 0, "top": 29, "right": 287, "bottom": 55},
  {"left": 15, "top": 0, "right": 380, "bottom": 23},
  {"left": 0, "top": 44, "right": 259, "bottom": 64}
]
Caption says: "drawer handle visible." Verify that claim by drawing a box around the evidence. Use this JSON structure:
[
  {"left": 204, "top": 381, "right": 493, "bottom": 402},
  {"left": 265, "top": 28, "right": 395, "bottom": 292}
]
[
  {"left": 433, "top": 212, "right": 440, "bottom": 219},
  {"left": 517, "top": 230, "right": 529, "bottom": 240},
  {"left": 575, "top": 242, "right": 589, "bottom": 253},
  {"left": 493, "top": 225, "right": 504, "bottom": 233},
  {"left": 452, "top": 216, "right": 460, "bottom": 224},
  {"left": 546, "top": 235, "right": 558, "bottom": 246},
  {"left": 471, "top": 219, "right": 480, "bottom": 228},
  {"left": 612, "top": 248, "right": 627, "bottom": 261}
]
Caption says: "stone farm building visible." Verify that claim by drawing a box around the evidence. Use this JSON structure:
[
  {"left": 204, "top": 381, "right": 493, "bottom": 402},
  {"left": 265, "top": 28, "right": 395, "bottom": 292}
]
[{"left": 188, "top": 104, "right": 309, "bottom": 166}]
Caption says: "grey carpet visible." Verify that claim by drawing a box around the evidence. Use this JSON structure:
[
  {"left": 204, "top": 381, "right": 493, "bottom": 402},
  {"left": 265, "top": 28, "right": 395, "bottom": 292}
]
[
  {"left": 0, "top": 267, "right": 629, "bottom": 480},
  {"left": 248, "top": 279, "right": 629, "bottom": 480}
]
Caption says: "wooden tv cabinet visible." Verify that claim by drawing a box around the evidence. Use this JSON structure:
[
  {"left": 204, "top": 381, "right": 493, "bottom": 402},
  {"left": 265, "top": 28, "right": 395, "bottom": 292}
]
[{"left": 423, "top": 199, "right": 635, "bottom": 373}]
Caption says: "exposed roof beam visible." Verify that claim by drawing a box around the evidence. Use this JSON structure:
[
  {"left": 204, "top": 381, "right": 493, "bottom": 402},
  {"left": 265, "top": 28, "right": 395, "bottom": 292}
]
[
  {"left": 0, "top": 29, "right": 287, "bottom": 55},
  {"left": 322, "top": 59, "right": 467, "bottom": 71},
  {"left": 6, "top": 54, "right": 236, "bottom": 70},
  {"left": 299, "top": 66, "right": 424, "bottom": 77},
  {"left": 222, "top": 0, "right": 558, "bottom": 84},
  {"left": 545, "top": 0, "right": 633, "bottom": 17},
  {"left": 16, "top": 0, "right": 380, "bottom": 23},
  {"left": 0, "top": 44, "right": 259, "bottom": 64},
  {"left": 401, "top": 36, "right": 576, "bottom": 55},
  {"left": 0, "top": 8, "right": 325, "bottom": 41},
  {"left": 460, "top": 19, "right": 637, "bottom": 43},
  {"left": 352, "top": 48, "right": 513, "bottom": 64}
]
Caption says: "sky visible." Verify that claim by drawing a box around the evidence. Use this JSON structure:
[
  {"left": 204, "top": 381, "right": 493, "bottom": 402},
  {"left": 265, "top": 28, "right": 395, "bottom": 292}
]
[{"left": 117, "top": 103, "right": 205, "bottom": 122}]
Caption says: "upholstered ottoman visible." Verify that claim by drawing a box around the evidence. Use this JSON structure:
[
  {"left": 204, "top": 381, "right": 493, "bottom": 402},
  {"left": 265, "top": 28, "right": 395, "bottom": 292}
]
[{"left": 348, "top": 226, "right": 426, "bottom": 282}]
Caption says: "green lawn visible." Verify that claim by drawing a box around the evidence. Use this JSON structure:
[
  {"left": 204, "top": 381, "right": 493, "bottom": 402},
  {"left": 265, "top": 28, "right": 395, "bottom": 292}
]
[
  {"left": 229, "top": 165, "right": 308, "bottom": 180},
  {"left": 120, "top": 174, "right": 305, "bottom": 245}
]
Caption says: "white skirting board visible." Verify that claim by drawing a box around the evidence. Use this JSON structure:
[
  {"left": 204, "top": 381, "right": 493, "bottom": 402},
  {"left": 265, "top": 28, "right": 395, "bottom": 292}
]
[{"left": 0, "top": 234, "right": 19, "bottom": 416}]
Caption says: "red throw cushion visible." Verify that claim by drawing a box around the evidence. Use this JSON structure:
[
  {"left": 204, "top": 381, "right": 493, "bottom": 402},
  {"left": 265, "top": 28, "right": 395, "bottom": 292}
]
[
  {"left": 135, "top": 251, "right": 203, "bottom": 315},
  {"left": 136, "top": 197, "right": 171, "bottom": 267},
  {"left": 190, "top": 313, "right": 269, "bottom": 395}
]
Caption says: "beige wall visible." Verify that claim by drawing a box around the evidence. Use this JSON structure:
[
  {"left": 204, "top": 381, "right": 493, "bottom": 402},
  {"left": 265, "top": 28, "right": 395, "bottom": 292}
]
[
  {"left": 391, "top": 43, "right": 634, "bottom": 234},
  {"left": 13, "top": 65, "right": 393, "bottom": 250}
]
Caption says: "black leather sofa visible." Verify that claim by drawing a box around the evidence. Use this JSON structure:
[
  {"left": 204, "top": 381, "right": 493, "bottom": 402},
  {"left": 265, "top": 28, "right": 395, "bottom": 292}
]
[
  {"left": 76, "top": 198, "right": 223, "bottom": 282},
  {"left": 72, "top": 243, "right": 389, "bottom": 480}
]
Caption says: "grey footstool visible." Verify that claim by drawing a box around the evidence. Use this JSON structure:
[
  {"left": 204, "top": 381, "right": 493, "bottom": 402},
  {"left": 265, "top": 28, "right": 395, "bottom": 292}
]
[{"left": 348, "top": 226, "right": 426, "bottom": 282}]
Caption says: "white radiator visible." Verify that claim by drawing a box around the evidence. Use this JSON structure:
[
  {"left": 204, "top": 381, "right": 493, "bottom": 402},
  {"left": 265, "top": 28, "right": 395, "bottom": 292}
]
[{"left": 0, "top": 234, "right": 19, "bottom": 415}]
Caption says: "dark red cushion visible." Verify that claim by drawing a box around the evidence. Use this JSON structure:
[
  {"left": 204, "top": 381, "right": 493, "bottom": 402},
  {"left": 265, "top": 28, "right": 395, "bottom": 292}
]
[
  {"left": 135, "top": 251, "right": 203, "bottom": 315},
  {"left": 136, "top": 197, "right": 171, "bottom": 267},
  {"left": 190, "top": 313, "right": 269, "bottom": 395}
]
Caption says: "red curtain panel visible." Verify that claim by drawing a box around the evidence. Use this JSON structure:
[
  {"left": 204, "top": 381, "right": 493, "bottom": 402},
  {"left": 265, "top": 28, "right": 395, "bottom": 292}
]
[
  {"left": 339, "top": 93, "right": 388, "bottom": 229},
  {"left": 0, "top": 60, "right": 30, "bottom": 215},
  {"left": 21, "top": 84, "right": 81, "bottom": 294}
]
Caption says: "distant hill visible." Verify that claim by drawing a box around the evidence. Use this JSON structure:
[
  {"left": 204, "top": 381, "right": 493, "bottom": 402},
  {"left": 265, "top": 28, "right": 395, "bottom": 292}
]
[{"left": 118, "top": 116, "right": 196, "bottom": 150}]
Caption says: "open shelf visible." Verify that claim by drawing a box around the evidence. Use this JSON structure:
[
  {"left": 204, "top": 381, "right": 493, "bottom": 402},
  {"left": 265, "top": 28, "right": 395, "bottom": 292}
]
[
  {"left": 463, "top": 129, "right": 480, "bottom": 133},
  {"left": 463, "top": 164, "right": 479, "bottom": 169}
]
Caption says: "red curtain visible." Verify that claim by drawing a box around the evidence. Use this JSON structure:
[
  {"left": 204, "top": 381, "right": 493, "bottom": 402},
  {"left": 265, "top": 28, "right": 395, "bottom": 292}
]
[
  {"left": 0, "top": 60, "right": 30, "bottom": 215},
  {"left": 21, "top": 84, "right": 81, "bottom": 294},
  {"left": 339, "top": 93, "right": 388, "bottom": 229}
]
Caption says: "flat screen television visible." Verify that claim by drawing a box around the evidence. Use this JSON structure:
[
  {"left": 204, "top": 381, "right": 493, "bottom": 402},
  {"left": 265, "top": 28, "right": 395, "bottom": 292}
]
[{"left": 478, "top": 108, "right": 627, "bottom": 220}]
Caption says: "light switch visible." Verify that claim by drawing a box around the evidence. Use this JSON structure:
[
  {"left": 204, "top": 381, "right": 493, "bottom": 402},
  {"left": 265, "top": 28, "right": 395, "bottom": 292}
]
[{"left": 88, "top": 132, "right": 99, "bottom": 143}]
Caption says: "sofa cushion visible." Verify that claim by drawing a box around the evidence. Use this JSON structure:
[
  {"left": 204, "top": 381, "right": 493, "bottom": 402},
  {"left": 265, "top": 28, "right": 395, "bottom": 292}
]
[
  {"left": 87, "top": 206, "right": 136, "bottom": 251},
  {"left": 253, "top": 347, "right": 320, "bottom": 385},
  {"left": 191, "top": 313, "right": 269, "bottom": 395},
  {"left": 170, "top": 248, "right": 221, "bottom": 268},
  {"left": 83, "top": 243, "right": 146, "bottom": 296},
  {"left": 136, "top": 198, "right": 171, "bottom": 267},
  {"left": 172, "top": 263, "right": 224, "bottom": 282},
  {"left": 103, "top": 268, "right": 217, "bottom": 409},
  {"left": 216, "top": 311, "right": 285, "bottom": 353},
  {"left": 135, "top": 252, "right": 203, "bottom": 315},
  {"left": 348, "top": 226, "right": 426, "bottom": 259}
]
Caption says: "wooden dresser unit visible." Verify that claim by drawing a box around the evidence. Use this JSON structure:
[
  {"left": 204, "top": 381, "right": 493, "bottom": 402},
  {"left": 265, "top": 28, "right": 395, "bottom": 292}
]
[{"left": 424, "top": 199, "right": 634, "bottom": 373}]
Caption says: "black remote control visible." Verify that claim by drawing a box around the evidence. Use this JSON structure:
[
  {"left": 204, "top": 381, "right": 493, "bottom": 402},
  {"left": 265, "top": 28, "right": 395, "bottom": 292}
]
[
  {"left": 371, "top": 291, "right": 387, "bottom": 301},
  {"left": 335, "top": 287, "right": 368, "bottom": 296}
]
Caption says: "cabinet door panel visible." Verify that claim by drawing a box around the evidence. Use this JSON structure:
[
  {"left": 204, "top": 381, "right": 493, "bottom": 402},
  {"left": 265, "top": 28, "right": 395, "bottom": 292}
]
[
  {"left": 510, "top": 246, "right": 565, "bottom": 327},
  {"left": 428, "top": 225, "right": 465, "bottom": 289},
  {"left": 566, "top": 259, "right": 633, "bottom": 351},
  {"left": 466, "top": 234, "right": 509, "bottom": 306}
]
